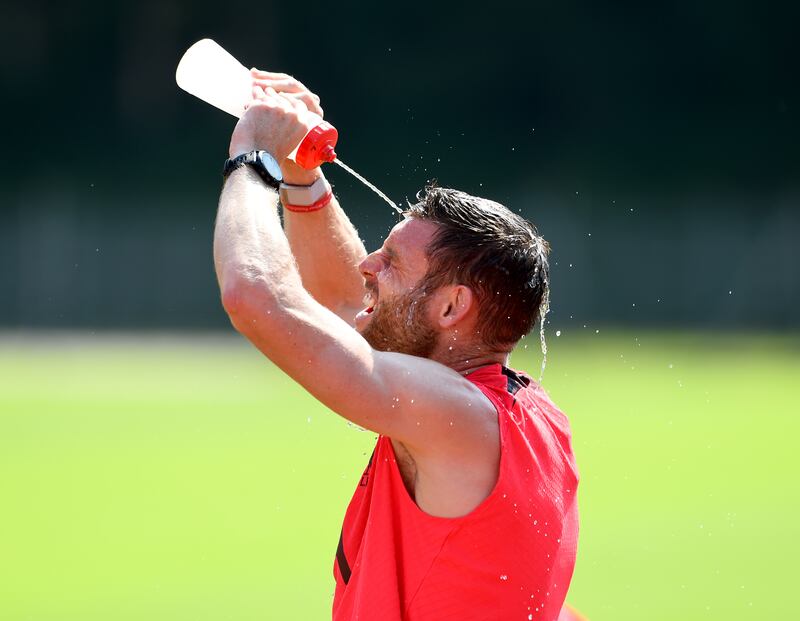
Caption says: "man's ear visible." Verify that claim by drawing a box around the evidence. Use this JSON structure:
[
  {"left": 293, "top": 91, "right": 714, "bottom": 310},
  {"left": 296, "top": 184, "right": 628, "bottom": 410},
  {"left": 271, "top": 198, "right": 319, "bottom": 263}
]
[{"left": 437, "top": 285, "right": 475, "bottom": 328}]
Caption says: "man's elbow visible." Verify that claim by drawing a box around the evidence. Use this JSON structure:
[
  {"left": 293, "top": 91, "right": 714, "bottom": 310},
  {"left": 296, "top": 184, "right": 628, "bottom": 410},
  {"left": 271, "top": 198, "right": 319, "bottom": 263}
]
[
  {"left": 220, "top": 280, "right": 274, "bottom": 337},
  {"left": 220, "top": 281, "right": 247, "bottom": 318}
]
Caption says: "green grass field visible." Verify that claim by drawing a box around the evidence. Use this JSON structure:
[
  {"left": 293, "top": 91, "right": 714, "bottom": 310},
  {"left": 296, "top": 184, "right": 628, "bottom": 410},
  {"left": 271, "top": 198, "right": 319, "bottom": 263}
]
[{"left": 1, "top": 331, "right": 798, "bottom": 620}]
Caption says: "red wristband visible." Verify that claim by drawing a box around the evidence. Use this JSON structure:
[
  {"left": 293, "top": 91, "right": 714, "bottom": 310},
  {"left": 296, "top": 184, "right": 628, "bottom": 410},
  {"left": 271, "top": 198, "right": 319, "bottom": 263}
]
[{"left": 282, "top": 191, "right": 333, "bottom": 213}]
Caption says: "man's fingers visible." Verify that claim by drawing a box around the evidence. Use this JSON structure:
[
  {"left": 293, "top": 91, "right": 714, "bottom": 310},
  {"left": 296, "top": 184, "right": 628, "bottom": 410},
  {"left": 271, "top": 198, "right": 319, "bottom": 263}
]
[
  {"left": 250, "top": 72, "right": 323, "bottom": 117},
  {"left": 303, "top": 92, "right": 323, "bottom": 117},
  {"left": 276, "top": 91, "right": 300, "bottom": 109},
  {"left": 251, "top": 78, "right": 323, "bottom": 117},
  {"left": 251, "top": 68, "right": 291, "bottom": 80},
  {"left": 245, "top": 85, "right": 285, "bottom": 118},
  {"left": 277, "top": 91, "right": 310, "bottom": 116},
  {"left": 252, "top": 77, "right": 321, "bottom": 106},
  {"left": 284, "top": 92, "right": 323, "bottom": 117},
  {"left": 253, "top": 77, "right": 307, "bottom": 94}
]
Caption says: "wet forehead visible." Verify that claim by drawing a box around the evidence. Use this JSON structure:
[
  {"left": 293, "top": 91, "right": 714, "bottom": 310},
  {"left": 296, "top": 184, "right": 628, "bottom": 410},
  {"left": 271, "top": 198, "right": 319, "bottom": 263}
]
[{"left": 383, "top": 217, "right": 438, "bottom": 270}]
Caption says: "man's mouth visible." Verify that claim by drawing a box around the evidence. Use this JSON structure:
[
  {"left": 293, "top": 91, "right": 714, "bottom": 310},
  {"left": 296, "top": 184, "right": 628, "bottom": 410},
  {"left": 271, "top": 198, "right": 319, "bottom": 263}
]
[{"left": 363, "top": 290, "right": 377, "bottom": 314}]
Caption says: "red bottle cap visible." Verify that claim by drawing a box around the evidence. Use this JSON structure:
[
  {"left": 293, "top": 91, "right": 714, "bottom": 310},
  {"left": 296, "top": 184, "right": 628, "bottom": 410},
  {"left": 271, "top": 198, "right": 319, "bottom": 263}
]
[{"left": 295, "top": 121, "right": 339, "bottom": 170}]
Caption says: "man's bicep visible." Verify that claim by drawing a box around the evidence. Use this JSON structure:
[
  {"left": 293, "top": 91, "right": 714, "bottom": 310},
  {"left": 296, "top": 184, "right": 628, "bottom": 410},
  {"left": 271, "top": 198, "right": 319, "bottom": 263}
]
[
  {"left": 236, "top": 297, "right": 494, "bottom": 450},
  {"left": 368, "top": 353, "right": 499, "bottom": 454},
  {"left": 302, "top": 341, "right": 497, "bottom": 455},
  {"left": 232, "top": 296, "right": 410, "bottom": 433}
]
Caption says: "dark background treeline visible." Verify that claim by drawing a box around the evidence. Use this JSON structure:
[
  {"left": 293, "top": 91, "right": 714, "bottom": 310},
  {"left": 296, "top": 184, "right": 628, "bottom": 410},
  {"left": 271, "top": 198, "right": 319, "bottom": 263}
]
[{"left": 1, "top": 0, "right": 797, "bottom": 329}]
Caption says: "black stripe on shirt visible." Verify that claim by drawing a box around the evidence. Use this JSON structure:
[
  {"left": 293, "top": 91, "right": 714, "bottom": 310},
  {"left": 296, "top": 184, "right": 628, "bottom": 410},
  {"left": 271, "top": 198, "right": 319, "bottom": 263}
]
[{"left": 336, "top": 530, "right": 352, "bottom": 585}]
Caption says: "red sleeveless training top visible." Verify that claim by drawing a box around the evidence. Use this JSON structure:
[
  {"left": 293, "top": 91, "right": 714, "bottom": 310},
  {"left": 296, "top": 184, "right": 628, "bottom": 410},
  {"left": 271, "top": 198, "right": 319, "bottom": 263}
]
[{"left": 332, "top": 364, "right": 579, "bottom": 621}]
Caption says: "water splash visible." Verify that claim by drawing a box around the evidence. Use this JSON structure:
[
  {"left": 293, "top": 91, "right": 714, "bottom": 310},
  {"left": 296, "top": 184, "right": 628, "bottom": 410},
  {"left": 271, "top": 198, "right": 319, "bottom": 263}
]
[
  {"left": 333, "top": 158, "right": 402, "bottom": 214},
  {"left": 538, "top": 288, "right": 550, "bottom": 382}
]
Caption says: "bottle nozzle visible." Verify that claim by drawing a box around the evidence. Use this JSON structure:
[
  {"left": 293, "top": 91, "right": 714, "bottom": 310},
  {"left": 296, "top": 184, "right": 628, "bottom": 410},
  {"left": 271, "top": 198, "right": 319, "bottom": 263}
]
[
  {"left": 294, "top": 121, "right": 340, "bottom": 170},
  {"left": 320, "top": 144, "right": 337, "bottom": 163}
]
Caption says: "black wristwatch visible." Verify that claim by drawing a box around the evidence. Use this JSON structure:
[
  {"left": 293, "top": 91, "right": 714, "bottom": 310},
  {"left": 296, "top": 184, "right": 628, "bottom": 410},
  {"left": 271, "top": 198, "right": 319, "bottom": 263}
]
[{"left": 223, "top": 150, "right": 283, "bottom": 189}]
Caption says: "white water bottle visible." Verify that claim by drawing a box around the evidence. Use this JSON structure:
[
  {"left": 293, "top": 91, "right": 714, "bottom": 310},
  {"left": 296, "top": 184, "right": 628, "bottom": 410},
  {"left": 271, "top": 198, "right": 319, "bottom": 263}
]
[{"left": 176, "top": 39, "right": 338, "bottom": 169}]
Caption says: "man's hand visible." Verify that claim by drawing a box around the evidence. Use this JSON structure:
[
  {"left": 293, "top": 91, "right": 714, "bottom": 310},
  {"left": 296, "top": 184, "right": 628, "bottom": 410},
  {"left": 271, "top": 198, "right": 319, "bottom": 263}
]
[
  {"left": 245, "top": 70, "right": 366, "bottom": 322},
  {"left": 228, "top": 83, "right": 316, "bottom": 162},
  {"left": 250, "top": 69, "right": 325, "bottom": 185}
]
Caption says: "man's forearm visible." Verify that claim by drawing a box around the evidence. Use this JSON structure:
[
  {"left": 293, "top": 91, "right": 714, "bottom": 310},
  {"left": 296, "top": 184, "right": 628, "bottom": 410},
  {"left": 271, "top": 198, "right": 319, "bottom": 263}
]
[
  {"left": 282, "top": 171, "right": 367, "bottom": 319},
  {"left": 214, "top": 167, "right": 305, "bottom": 314}
]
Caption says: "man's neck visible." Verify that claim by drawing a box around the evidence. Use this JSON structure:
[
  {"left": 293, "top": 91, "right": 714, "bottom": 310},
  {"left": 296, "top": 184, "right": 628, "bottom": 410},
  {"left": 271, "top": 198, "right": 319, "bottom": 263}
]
[{"left": 429, "top": 342, "right": 510, "bottom": 376}]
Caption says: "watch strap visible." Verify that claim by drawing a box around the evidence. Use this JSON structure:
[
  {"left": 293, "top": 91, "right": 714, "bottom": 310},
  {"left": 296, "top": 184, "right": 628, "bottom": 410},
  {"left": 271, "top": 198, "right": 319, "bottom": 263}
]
[
  {"left": 223, "top": 151, "right": 281, "bottom": 190},
  {"left": 280, "top": 176, "right": 333, "bottom": 212}
]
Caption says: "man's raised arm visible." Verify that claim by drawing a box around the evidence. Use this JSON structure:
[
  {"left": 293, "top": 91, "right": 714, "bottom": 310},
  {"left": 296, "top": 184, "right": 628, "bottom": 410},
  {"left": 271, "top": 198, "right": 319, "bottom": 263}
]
[
  {"left": 250, "top": 70, "right": 367, "bottom": 323},
  {"left": 214, "top": 86, "right": 498, "bottom": 471}
]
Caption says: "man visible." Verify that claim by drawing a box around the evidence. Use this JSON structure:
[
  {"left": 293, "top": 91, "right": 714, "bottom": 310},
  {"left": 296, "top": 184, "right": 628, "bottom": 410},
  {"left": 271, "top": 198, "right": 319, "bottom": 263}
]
[{"left": 213, "top": 72, "right": 581, "bottom": 621}]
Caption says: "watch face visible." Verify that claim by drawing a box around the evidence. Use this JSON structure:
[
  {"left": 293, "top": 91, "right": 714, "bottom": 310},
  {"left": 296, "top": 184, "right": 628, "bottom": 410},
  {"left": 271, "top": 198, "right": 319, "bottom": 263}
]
[{"left": 258, "top": 151, "right": 283, "bottom": 182}]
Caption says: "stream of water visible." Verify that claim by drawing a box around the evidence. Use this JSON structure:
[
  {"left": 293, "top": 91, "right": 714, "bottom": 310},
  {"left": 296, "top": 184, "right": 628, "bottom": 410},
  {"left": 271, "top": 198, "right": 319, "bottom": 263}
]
[{"left": 333, "top": 158, "right": 402, "bottom": 214}]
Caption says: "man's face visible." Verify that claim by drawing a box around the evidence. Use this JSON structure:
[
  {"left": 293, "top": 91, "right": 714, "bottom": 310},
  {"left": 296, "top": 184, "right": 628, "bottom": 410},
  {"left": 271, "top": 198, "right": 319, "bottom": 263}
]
[{"left": 355, "top": 218, "right": 440, "bottom": 357}]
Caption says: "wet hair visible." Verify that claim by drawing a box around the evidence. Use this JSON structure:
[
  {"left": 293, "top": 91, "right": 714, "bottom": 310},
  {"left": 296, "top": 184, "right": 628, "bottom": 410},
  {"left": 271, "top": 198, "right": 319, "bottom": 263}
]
[{"left": 403, "top": 184, "right": 550, "bottom": 350}]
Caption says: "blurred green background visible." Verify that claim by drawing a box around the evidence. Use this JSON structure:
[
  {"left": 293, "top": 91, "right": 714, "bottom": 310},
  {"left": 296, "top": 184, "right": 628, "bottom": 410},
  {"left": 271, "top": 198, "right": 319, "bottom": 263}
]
[
  {"left": 2, "top": 335, "right": 798, "bottom": 620},
  {"left": 1, "top": 1, "right": 798, "bottom": 619}
]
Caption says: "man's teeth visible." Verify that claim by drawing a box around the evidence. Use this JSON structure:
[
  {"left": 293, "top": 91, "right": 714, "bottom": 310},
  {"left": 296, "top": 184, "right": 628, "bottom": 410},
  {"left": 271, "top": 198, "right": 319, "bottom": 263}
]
[{"left": 363, "top": 292, "right": 377, "bottom": 308}]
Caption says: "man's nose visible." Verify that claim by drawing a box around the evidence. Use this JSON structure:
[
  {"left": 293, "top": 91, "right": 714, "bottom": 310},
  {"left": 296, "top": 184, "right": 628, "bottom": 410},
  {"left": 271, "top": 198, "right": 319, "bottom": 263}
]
[{"left": 359, "top": 252, "right": 381, "bottom": 278}]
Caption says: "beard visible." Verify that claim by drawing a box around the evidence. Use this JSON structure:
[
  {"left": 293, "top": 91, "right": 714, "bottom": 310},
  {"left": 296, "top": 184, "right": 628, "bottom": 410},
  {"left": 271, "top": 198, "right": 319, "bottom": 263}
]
[{"left": 359, "top": 284, "right": 439, "bottom": 358}]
